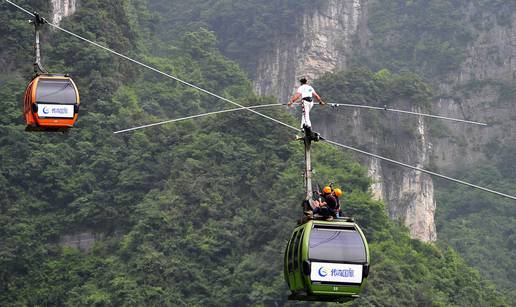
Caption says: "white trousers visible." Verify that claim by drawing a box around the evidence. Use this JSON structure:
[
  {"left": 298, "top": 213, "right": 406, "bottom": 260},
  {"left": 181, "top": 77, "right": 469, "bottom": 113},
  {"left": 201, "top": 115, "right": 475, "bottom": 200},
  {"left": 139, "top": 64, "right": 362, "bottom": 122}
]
[{"left": 301, "top": 100, "right": 314, "bottom": 128}]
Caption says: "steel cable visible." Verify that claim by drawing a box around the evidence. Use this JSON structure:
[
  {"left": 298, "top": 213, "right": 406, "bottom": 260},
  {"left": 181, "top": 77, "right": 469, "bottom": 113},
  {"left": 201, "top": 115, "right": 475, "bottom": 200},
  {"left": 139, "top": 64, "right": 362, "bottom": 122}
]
[
  {"left": 114, "top": 103, "right": 283, "bottom": 134},
  {"left": 329, "top": 103, "right": 487, "bottom": 126}
]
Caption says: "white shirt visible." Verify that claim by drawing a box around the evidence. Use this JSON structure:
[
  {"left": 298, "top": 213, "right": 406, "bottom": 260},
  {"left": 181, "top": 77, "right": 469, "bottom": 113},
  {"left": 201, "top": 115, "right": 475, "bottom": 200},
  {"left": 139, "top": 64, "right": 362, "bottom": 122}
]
[{"left": 297, "top": 84, "right": 316, "bottom": 98}]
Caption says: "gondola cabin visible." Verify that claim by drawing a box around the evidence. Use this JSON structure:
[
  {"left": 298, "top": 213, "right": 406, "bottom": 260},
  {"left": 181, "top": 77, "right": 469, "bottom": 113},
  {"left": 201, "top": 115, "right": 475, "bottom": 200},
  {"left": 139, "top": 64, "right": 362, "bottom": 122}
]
[
  {"left": 284, "top": 218, "right": 370, "bottom": 302},
  {"left": 23, "top": 75, "right": 80, "bottom": 131}
]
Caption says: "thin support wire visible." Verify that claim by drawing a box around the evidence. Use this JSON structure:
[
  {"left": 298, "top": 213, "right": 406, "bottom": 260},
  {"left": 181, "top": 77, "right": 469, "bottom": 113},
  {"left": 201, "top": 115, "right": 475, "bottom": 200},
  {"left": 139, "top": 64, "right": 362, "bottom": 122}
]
[
  {"left": 114, "top": 103, "right": 283, "bottom": 134},
  {"left": 330, "top": 103, "right": 487, "bottom": 126},
  {"left": 323, "top": 139, "right": 516, "bottom": 201}
]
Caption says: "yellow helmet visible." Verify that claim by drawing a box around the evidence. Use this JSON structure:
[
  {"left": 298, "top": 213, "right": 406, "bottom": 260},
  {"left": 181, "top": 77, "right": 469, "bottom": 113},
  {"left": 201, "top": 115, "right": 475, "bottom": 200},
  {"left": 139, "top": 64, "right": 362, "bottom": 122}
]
[
  {"left": 322, "top": 186, "right": 332, "bottom": 194},
  {"left": 334, "top": 188, "right": 343, "bottom": 197}
]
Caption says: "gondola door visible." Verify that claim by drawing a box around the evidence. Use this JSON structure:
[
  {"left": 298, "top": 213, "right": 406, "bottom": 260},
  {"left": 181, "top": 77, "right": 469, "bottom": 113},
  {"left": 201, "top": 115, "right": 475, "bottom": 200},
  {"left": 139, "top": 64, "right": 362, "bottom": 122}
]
[{"left": 292, "top": 228, "right": 305, "bottom": 290}]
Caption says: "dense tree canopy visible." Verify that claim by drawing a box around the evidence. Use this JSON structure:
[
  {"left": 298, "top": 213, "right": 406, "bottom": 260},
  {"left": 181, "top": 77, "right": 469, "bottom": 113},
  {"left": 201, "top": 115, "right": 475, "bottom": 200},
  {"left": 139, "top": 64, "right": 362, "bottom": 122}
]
[{"left": 0, "top": 0, "right": 511, "bottom": 306}]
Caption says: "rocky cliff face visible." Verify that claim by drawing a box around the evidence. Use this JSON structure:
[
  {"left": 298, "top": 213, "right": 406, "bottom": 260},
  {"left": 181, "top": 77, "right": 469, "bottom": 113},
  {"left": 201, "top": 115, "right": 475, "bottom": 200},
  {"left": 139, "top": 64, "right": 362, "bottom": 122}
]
[
  {"left": 313, "top": 102, "right": 437, "bottom": 242},
  {"left": 254, "top": 0, "right": 363, "bottom": 102},
  {"left": 50, "top": 0, "right": 77, "bottom": 26},
  {"left": 59, "top": 232, "right": 100, "bottom": 252},
  {"left": 432, "top": 8, "right": 516, "bottom": 170},
  {"left": 253, "top": 0, "right": 437, "bottom": 242}
]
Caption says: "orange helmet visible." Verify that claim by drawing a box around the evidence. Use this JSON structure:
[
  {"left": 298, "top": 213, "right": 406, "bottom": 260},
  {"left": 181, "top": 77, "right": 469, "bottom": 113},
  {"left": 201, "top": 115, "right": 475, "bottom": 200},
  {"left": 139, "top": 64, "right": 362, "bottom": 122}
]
[
  {"left": 334, "top": 188, "right": 343, "bottom": 197},
  {"left": 322, "top": 186, "right": 332, "bottom": 194}
]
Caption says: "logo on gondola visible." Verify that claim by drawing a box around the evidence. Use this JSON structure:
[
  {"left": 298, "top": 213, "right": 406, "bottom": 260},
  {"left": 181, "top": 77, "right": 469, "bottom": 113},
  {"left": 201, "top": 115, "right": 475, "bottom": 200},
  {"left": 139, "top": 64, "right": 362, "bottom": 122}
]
[
  {"left": 312, "top": 262, "right": 362, "bottom": 283},
  {"left": 37, "top": 104, "right": 74, "bottom": 118},
  {"left": 318, "top": 267, "right": 329, "bottom": 277}
]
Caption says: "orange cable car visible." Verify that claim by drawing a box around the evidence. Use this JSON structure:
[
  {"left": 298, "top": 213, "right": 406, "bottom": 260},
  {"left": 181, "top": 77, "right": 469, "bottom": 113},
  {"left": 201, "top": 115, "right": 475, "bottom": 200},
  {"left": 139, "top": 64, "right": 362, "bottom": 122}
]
[
  {"left": 23, "top": 75, "right": 80, "bottom": 131},
  {"left": 23, "top": 13, "right": 80, "bottom": 132}
]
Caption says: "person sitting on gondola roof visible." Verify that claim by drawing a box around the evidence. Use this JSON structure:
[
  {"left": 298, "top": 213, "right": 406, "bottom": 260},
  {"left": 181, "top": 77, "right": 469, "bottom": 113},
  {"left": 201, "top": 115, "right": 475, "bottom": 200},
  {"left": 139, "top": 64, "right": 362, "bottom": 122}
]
[
  {"left": 310, "top": 186, "right": 333, "bottom": 220},
  {"left": 317, "top": 186, "right": 344, "bottom": 218},
  {"left": 332, "top": 188, "right": 343, "bottom": 217},
  {"left": 322, "top": 186, "right": 338, "bottom": 217}
]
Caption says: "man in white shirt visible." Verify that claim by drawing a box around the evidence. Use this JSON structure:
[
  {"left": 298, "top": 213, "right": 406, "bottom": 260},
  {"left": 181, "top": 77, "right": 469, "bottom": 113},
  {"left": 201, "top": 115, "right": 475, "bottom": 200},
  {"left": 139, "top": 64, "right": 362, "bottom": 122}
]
[{"left": 287, "top": 77, "right": 325, "bottom": 130}]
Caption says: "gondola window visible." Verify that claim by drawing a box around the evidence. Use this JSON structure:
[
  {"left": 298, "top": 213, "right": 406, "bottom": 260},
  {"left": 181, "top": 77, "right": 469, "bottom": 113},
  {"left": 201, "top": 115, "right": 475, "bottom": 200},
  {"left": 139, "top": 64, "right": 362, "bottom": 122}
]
[{"left": 309, "top": 227, "right": 366, "bottom": 263}]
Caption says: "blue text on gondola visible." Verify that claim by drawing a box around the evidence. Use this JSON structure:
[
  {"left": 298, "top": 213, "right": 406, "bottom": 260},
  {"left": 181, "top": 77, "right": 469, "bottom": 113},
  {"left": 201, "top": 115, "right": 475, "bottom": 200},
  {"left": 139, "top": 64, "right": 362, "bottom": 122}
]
[{"left": 331, "top": 268, "right": 354, "bottom": 278}]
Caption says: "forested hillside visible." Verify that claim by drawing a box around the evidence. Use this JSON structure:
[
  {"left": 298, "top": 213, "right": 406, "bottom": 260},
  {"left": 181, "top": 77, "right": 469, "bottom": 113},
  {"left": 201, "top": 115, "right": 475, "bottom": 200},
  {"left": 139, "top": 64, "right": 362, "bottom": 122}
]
[
  {"left": 0, "top": 0, "right": 511, "bottom": 306},
  {"left": 146, "top": 0, "right": 516, "bottom": 303},
  {"left": 361, "top": 1, "right": 516, "bottom": 302},
  {"left": 147, "top": 0, "right": 324, "bottom": 78}
]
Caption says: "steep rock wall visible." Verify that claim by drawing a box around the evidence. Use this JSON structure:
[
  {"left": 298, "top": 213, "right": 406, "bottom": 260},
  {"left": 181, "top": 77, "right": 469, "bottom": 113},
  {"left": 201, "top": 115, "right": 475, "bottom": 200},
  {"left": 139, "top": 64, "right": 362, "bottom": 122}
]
[
  {"left": 314, "top": 104, "right": 437, "bottom": 242},
  {"left": 253, "top": 0, "right": 437, "bottom": 242},
  {"left": 432, "top": 8, "right": 516, "bottom": 169},
  {"left": 59, "top": 232, "right": 101, "bottom": 252},
  {"left": 51, "top": 0, "right": 77, "bottom": 26},
  {"left": 254, "top": 0, "right": 362, "bottom": 102}
]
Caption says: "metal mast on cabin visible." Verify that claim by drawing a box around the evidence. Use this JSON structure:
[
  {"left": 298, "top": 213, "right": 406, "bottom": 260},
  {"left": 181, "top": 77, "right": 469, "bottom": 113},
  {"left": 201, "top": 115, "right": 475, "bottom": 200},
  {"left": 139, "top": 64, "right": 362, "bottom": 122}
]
[{"left": 303, "top": 134, "right": 313, "bottom": 201}]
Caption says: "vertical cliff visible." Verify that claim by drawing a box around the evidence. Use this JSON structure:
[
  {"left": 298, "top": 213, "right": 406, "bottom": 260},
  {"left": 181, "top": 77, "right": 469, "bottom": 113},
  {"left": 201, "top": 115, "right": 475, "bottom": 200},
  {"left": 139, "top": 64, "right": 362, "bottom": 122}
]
[
  {"left": 428, "top": 6, "right": 516, "bottom": 299},
  {"left": 51, "top": 0, "right": 77, "bottom": 26},
  {"left": 314, "top": 98, "right": 437, "bottom": 242},
  {"left": 431, "top": 7, "right": 516, "bottom": 169},
  {"left": 253, "top": 0, "right": 437, "bottom": 242},
  {"left": 254, "top": 0, "right": 362, "bottom": 102}
]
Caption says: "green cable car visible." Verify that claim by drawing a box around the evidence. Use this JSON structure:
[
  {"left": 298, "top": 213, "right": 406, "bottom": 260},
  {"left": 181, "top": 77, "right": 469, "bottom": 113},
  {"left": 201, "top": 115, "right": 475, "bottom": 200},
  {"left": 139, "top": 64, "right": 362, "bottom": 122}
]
[{"left": 284, "top": 218, "right": 370, "bottom": 302}]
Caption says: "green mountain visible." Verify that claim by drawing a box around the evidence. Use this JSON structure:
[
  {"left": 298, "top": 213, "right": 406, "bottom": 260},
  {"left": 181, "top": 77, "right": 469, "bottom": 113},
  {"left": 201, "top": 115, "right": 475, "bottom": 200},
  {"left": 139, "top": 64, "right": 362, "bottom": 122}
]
[
  {"left": 362, "top": 2, "right": 516, "bottom": 302},
  {"left": 146, "top": 0, "right": 516, "bottom": 303},
  {"left": 0, "top": 0, "right": 510, "bottom": 306}
]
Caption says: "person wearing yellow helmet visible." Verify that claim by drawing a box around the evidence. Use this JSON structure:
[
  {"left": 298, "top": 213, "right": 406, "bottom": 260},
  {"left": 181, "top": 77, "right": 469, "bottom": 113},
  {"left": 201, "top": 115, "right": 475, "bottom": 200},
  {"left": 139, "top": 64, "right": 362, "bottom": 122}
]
[
  {"left": 332, "top": 188, "right": 343, "bottom": 217},
  {"left": 322, "top": 186, "right": 332, "bottom": 194},
  {"left": 305, "top": 185, "right": 344, "bottom": 221},
  {"left": 308, "top": 186, "right": 333, "bottom": 220},
  {"left": 322, "top": 186, "right": 338, "bottom": 217}
]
